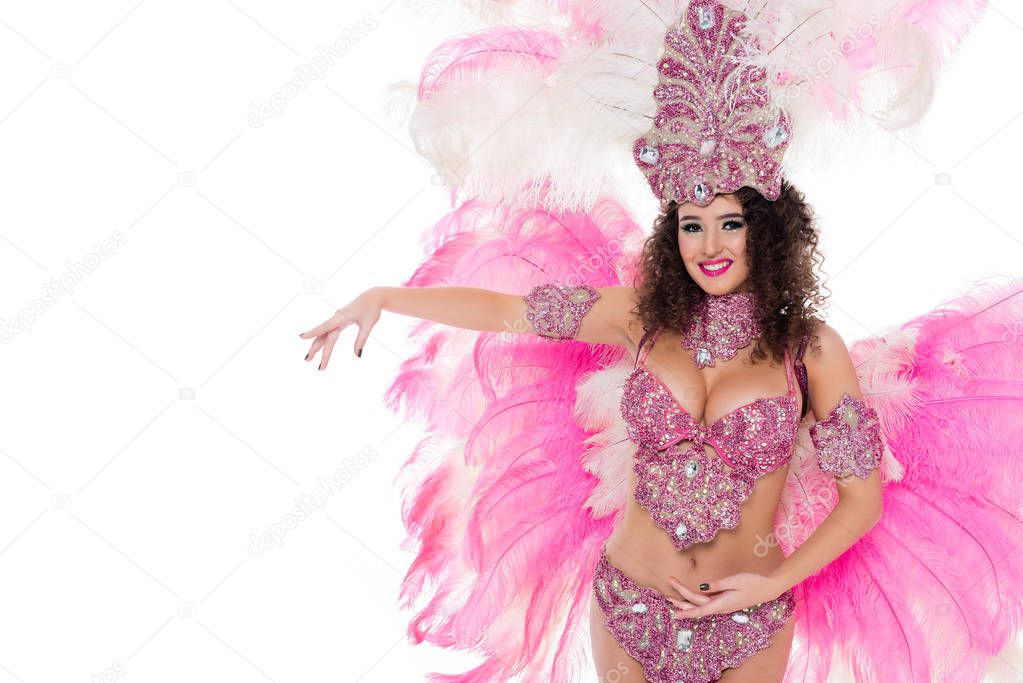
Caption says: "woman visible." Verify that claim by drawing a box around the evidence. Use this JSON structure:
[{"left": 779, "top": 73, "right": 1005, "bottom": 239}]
[
  {"left": 300, "top": 184, "right": 884, "bottom": 682},
  {"left": 301, "top": 2, "right": 1023, "bottom": 681},
  {"left": 588, "top": 185, "right": 882, "bottom": 682}
]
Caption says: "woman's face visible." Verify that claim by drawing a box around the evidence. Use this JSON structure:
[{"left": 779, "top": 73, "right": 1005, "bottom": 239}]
[{"left": 676, "top": 193, "right": 751, "bottom": 296}]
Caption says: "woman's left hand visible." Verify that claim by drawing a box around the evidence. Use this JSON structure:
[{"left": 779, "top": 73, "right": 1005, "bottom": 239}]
[{"left": 666, "top": 572, "right": 785, "bottom": 619}]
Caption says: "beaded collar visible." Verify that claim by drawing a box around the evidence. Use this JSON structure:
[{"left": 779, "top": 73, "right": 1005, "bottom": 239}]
[{"left": 681, "top": 290, "right": 760, "bottom": 368}]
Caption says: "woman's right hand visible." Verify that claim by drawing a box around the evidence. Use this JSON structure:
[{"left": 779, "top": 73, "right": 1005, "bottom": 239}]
[{"left": 299, "top": 288, "right": 383, "bottom": 370}]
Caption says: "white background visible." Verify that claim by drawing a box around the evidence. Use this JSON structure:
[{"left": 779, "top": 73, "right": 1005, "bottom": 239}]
[{"left": 1, "top": 1, "right": 1022, "bottom": 682}]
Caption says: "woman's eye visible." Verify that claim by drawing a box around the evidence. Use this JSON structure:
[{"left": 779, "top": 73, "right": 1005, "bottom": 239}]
[{"left": 680, "top": 220, "right": 744, "bottom": 233}]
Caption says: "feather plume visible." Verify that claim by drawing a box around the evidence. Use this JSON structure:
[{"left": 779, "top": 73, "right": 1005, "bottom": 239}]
[
  {"left": 392, "top": 0, "right": 989, "bottom": 212},
  {"left": 779, "top": 275, "right": 1023, "bottom": 682},
  {"left": 389, "top": 190, "right": 645, "bottom": 681}
]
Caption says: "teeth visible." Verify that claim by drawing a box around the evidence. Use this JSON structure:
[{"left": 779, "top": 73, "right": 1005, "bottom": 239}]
[{"left": 702, "top": 261, "right": 731, "bottom": 271}]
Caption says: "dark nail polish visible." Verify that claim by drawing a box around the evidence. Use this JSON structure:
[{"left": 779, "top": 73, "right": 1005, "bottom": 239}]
[
  {"left": 318, "top": 363, "right": 324, "bottom": 371},
  {"left": 356, "top": 348, "right": 362, "bottom": 357},
  {"left": 699, "top": 582, "right": 709, "bottom": 591},
  {"left": 304, "top": 353, "right": 310, "bottom": 361}
]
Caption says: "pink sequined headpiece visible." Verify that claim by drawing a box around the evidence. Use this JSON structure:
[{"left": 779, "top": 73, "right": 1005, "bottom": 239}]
[{"left": 633, "top": 1, "right": 790, "bottom": 208}]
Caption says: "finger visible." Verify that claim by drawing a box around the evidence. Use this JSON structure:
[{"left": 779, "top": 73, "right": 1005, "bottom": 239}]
[
  {"left": 667, "top": 597, "right": 695, "bottom": 609},
  {"left": 667, "top": 577, "right": 711, "bottom": 605},
  {"left": 318, "top": 328, "right": 341, "bottom": 370},
  {"left": 675, "top": 594, "right": 729, "bottom": 619},
  {"left": 299, "top": 319, "right": 333, "bottom": 340},
  {"left": 305, "top": 334, "right": 327, "bottom": 362},
  {"left": 353, "top": 320, "right": 373, "bottom": 357},
  {"left": 300, "top": 311, "right": 354, "bottom": 341}
]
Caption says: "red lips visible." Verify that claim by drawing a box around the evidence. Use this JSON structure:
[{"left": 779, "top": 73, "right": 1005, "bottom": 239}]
[{"left": 698, "top": 258, "right": 733, "bottom": 277}]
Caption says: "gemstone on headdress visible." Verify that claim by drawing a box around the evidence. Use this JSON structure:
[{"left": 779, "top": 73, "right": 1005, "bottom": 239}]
[
  {"left": 639, "top": 145, "right": 660, "bottom": 165},
  {"left": 697, "top": 6, "right": 714, "bottom": 29},
  {"left": 730, "top": 611, "right": 751, "bottom": 624},
  {"left": 763, "top": 124, "right": 788, "bottom": 149},
  {"left": 699, "top": 139, "right": 716, "bottom": 156},
  {"left": 677, "top": 628, "right": 693, "bottom": 650},
  {"left": 694, "top": 182, "right": 710, "bottom": 203},
  {"left": 632, "top": 602, "right": 648, "bottom": 614}
]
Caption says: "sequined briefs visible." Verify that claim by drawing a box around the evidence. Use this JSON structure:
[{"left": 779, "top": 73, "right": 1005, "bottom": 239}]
[{"left": 593, "top": 547, "right": 795, "bottom": 683}]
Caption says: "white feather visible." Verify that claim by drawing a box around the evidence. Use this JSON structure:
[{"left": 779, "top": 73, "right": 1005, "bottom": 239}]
[
  {"left": 392, "top": 0, "right": 984, "bottom": 212},
  {"left": 574, "top": 361, "right": 634, "bottom": 518}
]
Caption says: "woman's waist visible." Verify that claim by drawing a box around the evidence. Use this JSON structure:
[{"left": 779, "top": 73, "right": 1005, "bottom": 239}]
[{"left": 605, "top": 497, "right": 786, "bottom": 596}]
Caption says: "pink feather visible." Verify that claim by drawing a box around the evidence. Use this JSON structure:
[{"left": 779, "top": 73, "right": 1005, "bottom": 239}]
[
  {"left": 417, "top": 26, "right": 564, "bottom": 101},
  {"left": 903, "top": 0, "right": 991, "bottom": 59},
  {"left": 389, "top": 190, "right": 645, "bottom": 681},
  {"left": 779, "top": 276, "right": 1023, "bottom": 682}
]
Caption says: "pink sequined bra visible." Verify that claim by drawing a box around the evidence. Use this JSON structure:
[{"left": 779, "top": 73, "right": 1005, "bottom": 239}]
[{"left": 621, "top": 325, "right": 802, "bottom": 551}]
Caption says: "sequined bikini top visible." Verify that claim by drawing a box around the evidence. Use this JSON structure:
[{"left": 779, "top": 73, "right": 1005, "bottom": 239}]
[{"left": 620, "top": 324, "right": 804, "bottom": 551}]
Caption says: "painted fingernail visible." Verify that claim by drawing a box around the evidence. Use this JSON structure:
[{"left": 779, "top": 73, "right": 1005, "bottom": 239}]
[
  {"left": 304, "top": 353, "right": 310, "bottom": 361},
  {"left": 318, "top": 362, "right": 324, "bottom": 371},
  {"left": 356, "top": 348, "right": 362, "bottom": 357},
  {"left": 699, "top": 583, "right": 709, "bottom": 591}
]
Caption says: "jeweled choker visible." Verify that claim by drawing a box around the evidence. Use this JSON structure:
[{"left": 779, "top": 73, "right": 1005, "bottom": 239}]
[{"left": 681, "top": 291, "right": 761, "bottom": 368}]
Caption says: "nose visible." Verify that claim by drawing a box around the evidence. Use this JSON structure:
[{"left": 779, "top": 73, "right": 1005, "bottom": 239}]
[{"left": 701, "top": 227, "right": 722, "bottom": 256}]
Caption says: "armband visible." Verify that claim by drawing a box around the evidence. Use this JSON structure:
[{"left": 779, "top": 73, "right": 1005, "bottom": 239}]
[
  {"left": 522, "top": 282, "right": 601, "bottom": 340},
  {"left": 809, "top": 393, "right": 883, "bottom": 479}
]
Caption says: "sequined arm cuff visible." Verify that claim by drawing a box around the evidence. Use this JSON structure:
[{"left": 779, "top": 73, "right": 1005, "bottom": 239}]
[
  {"left": 809, "top": 393, "right": 883, "bottom": 479},
  {"left": 522, "top": 282, "right": 601, "bottom": 340}
]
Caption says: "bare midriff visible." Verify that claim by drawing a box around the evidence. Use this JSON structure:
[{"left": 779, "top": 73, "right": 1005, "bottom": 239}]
[
  {"left": 603, "top": 457, "right": 788, "bottom": 598},
  {"left": 606, "top": 325, "right": 795, "bottom": 598}
]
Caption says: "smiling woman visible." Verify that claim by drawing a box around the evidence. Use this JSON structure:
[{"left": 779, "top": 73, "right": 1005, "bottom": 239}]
[
  {"left": 680, "top": 204, "right": 749, "bottom": 281},
  {"left": 635, "top": 183, "right": 826, "bottom": 368},
  {"left": 294, "top": 1, "right": 1023, "bottom": 682}
]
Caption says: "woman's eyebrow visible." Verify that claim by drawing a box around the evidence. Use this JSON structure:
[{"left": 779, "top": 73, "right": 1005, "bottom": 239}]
[{"left": 678, "top": 212, "right": 744, "bottom": 220}]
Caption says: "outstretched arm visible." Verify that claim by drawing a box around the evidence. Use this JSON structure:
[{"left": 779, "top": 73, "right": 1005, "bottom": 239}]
[
  {"left": 300, "top": 283, "right": 638, "bottom": 369},
  {"left": 376, "top": 284, "right": 636, "bottom": 345}
]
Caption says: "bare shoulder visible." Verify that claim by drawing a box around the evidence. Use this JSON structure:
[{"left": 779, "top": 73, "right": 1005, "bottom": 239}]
[
  {"left": 801, "top": 321, "right": 860, "bottom": 401},
  {"left": 802, "top": 321, "right": 847, "bottom": 362}
]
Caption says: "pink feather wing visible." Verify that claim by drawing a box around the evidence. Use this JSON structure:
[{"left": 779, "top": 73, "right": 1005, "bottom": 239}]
[
  {"left": 778, "top": 276, "right": 1023, "bottom": 682},
  {"left": 388, "top": 193, "right": 644, "bottom": 682}
]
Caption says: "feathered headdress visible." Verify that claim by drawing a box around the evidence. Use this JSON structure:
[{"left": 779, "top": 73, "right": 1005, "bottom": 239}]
[{"left": 398, "top": 0, "right": 988, "bottom": 213}]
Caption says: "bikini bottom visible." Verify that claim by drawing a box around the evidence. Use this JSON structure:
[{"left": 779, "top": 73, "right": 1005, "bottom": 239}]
[{"left": 592, "top": 547, "right": 795, "bottom": 683}]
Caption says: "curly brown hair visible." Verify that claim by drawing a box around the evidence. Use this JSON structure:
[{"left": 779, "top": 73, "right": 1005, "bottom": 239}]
[{"left": 630, "top": 181, "right": 829, "bottom": 365}]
